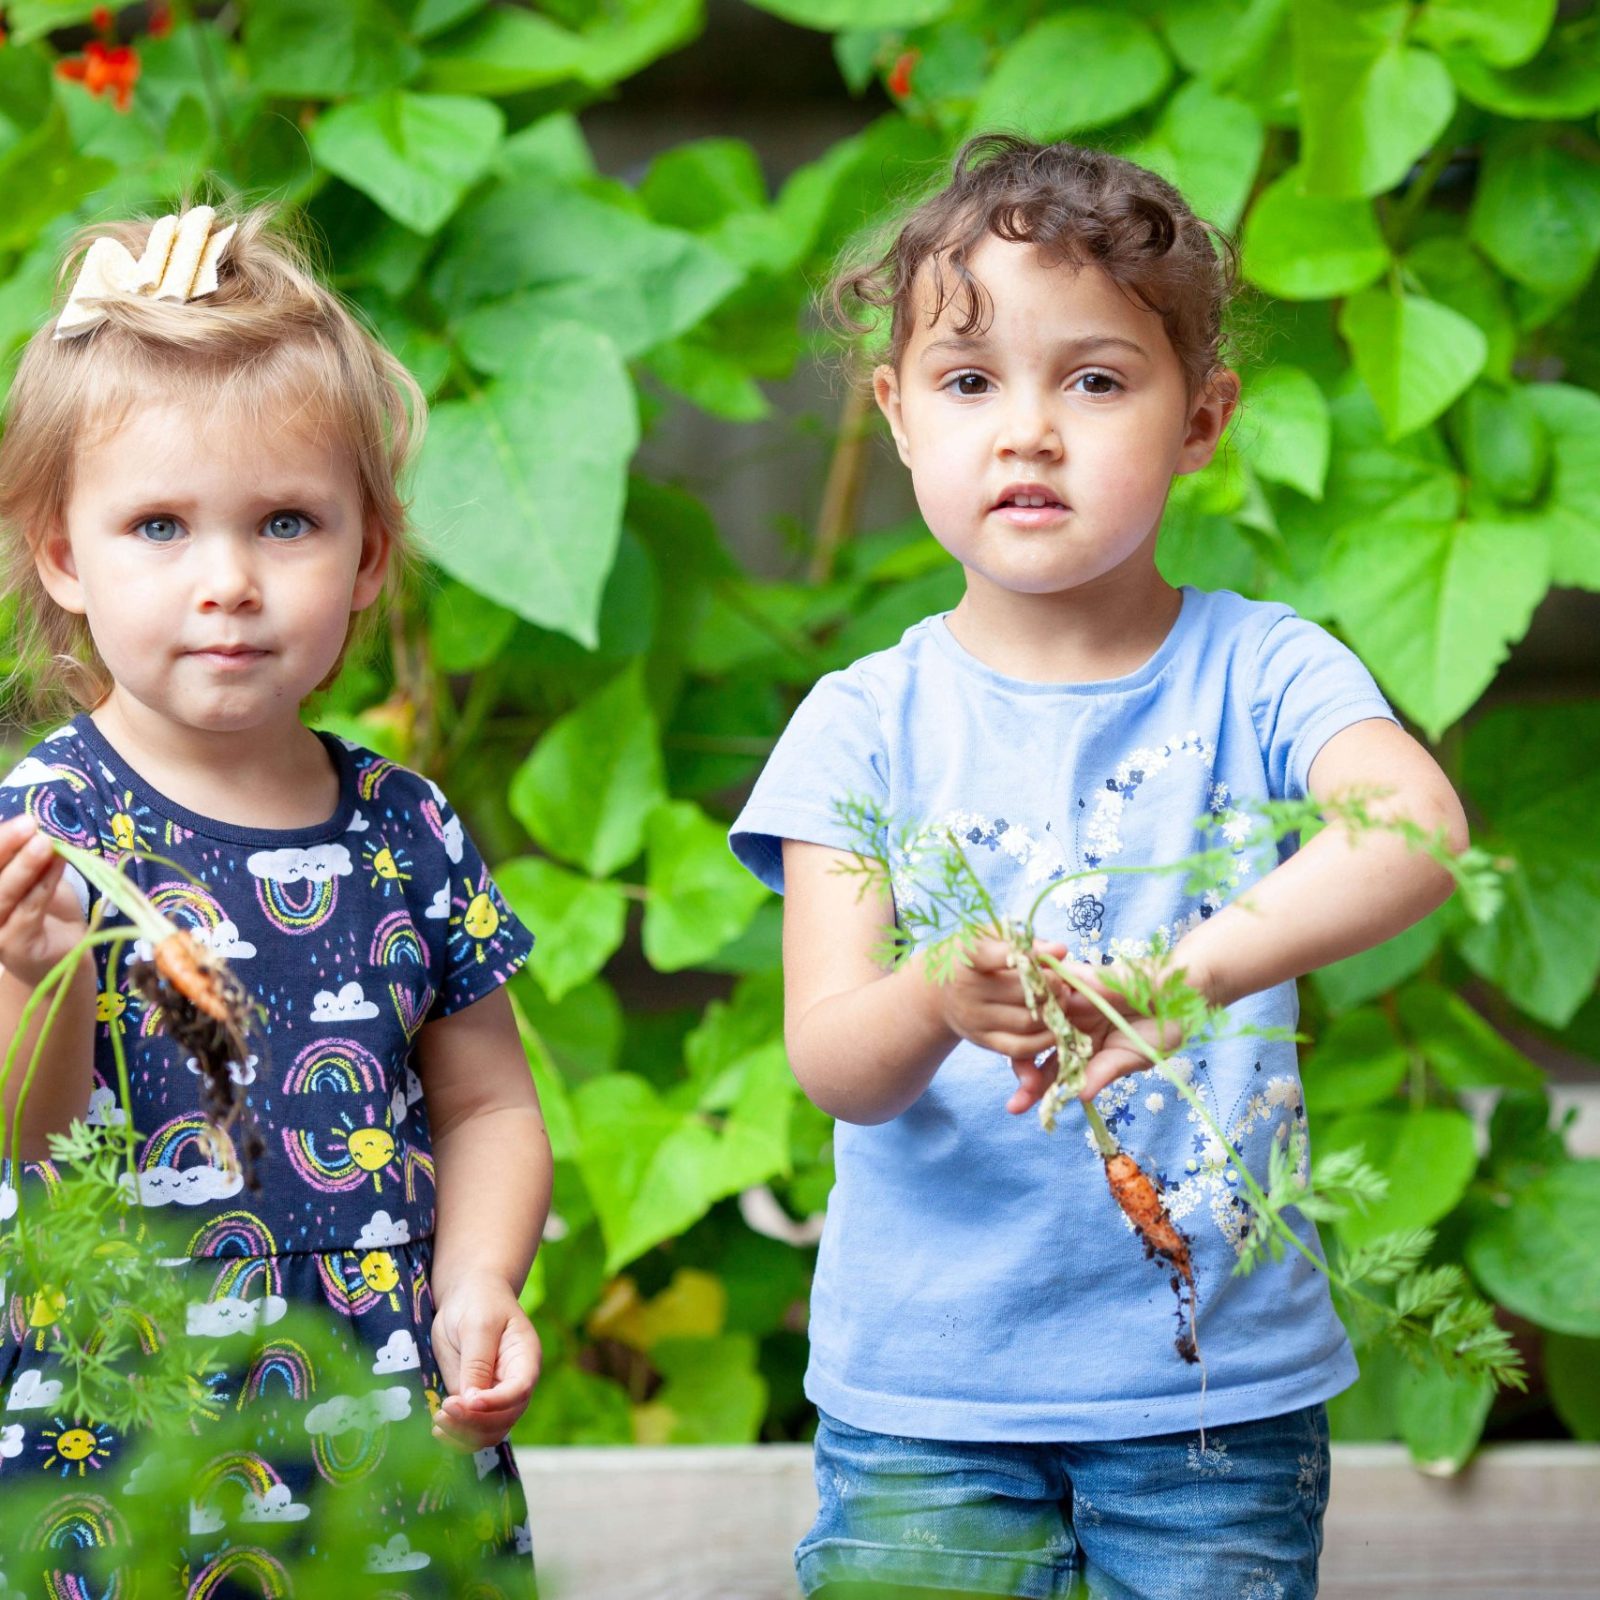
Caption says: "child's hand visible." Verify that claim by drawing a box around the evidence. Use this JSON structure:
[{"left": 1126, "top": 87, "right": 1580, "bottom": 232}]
[
  {"left": 0, "top": 817, "right": 86, "bottom": 987},
  {"left": 1003, "top": 958, "right": 1192, "bottom": 1114},
  {"left": 429, "top": 1270, "right": 542, "bottom": 1452},
  {"left": 937, "top": 936, "right": 1069, "bottom": 1089}
]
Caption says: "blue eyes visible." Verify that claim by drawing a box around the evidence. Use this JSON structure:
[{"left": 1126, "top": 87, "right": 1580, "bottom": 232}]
[{"left": 133, "top": 512, "right": 315, "bottom": 544}]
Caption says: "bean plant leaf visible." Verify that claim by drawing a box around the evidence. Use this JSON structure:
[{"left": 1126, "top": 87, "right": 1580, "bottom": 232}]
[
  {"left": 434, "top": 181, "right": 744, "bottom": 366},
  {"left": 1301, "top": 1007, "right": 1409, "bottom": 1114},
  {"left": 745, "top": 0, "right": 954, "bottom": 25},
  {"left": 1441, "top": 23, "right": 1600, "bottom": 119},
  {"left": 1123, "top": 80, "right": 1264, "bottom": 234},
  {"left": 508, "top": 662, "right": 667, "bottom": 879},
  {"left": 1237, "top": 365, "right": 1330, "bottom": 499},
  {"left": 1311, "top": 914, "right": 1443, "bottom": 1011},
  {"left": 1519, "top": 384, "right": 1600, "bottom": 590},
  {"left": 1416, "top": 0, "right": 1556, "bottom": 68},
  {"left": 1447, "top": 383, "right": 1550, "bottom": 507},
  {"left": 1402, "top": 236, "right": 1518, "bottom": 386},
  {"left": 970, "top": 11, "right": 1172, "bottom": 140},
  {"left": 1291, "top": 0, "right": 1456, "bottom": 199},
  {"left": 308, "top": 91, "right": 504, "bottom": 236},
  {"left": 1338, "top": 288, "right": 1488, "bottom": 441},
  {"left": 244, "top": 0, "right": 421, "bottom": 96},
  {"left": 642, "top": 801, "right": 769, "bottom": 972},
  {"left": 1322, "top": 515, "right": 1549, "bottom": 738},
  {"left": 423, "top": 0, "right": 703, "bottom": 94},
  {"left": 1319, "top": 1106, "right": 1480, "bottom": 1248},
  {"left": 1396, "top": 1361, "right": 1494, "bottom": 1473},
  {"left": 1456, "top": 704, "right": 1600, "bottom": 1027},
  {"left": 1545, "top": 1332, "right": 1600, "bottom": 1440},
  {"left": 1468, "top": 130, "right": 1600, "bottom": 296},
  {"left": 1395, "top": 981, "right": 1545, "bottom": 1094},
  {"left": 1465, "top": 1160, "right": 1600, "bottom": 1335},
  {"left": 1241, "top": 170, "right": 1389, "bottom": 300},
  {"left": 633, "top": 1333, "right": 767, "bottom": 1444},
  {"left": 496, "top": 856, "right": 629, "bottom": 1003},
  {"left": 411, "top": 322, "right": 639, "bottom": 645}
]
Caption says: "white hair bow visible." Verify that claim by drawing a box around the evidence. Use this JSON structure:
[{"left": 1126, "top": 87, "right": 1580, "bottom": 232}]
[{"left": 54, "top": 205, "right": 238, "bottom": 340}]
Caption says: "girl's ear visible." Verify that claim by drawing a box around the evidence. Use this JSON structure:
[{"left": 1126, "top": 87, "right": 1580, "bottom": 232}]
[
  {"left": 1175, "top": 368, "right": 1241, "bottom": 475},
  {"left": 873, "top": 364, "right": 912, "bottom": 467},
  {"left": 33, "top": 526, "right": 86, "bottom": 616},
  {"left": 350, "top": 516, "right": 393, "bottom": 613}
]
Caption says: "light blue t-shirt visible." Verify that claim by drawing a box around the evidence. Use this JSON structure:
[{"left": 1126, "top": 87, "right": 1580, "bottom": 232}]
[{"left": 730, "top": 587, "right": 1398, "bottom": 1442}]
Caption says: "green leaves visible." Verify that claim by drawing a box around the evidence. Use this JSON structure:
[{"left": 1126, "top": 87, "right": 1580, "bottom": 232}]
[
  {"left": 434, "top": 181, "right": 744, "bottom": 366},
  {"left": 971, "top": 11, "right": 1172, "bottom": 140},
  {"left": 245, "top": 0, "right": 421, "bottom": 97},
  {"left": 510, "top": 664, "right": 667, "bottom": 879},
  {"left": 1123, "top": 81, "right": 1264, "bottom": 233},
  {"left": 411, "top": 323, "right": 639, "bottom": 645},
  {"left": 1320, "top": 1107, "right": 1480, "bottom": 1248},
  {"left": 1469, "top": 130, "right": 1600, "bottom": 296},
  {"left": 642, "top": 802, "right": 769, "bottom": 972},
  {"left": 1291, "top": 0, "right": 1455, "bottom": 198},
  {"left": 309, "top": 92, "right": 503, "bottom": 235},
  {"left": 1323, "top": 514, "right": 1548, "bottom": 738},
  {"left": 1241, "top": 171, "right": 1389, "bottom": 300},
  {"left": 497, "top": 857, "right": 628, "bottom": 1004},
  {"left": 1416, "top": 0, "right": 1556, "bottom": 68},
  {"left": 1239, "top": 366, "right": 1330, "bottom": 499},
  {"left": 1338, "top": 289, "right": 1488, "bottom": 440},
  {"left": 1455, "top": 704, "right": 1600, "bottom": 1027},
  {"left": 1466, "top": 1161, "right": 1600, "bottom": 1335}
]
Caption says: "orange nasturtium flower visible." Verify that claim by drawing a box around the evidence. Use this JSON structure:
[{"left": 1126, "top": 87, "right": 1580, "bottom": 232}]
[
  {"left": 886, "top": 48, "right": 919, "bottom": 99},
  {"left": 91, "top": 3, "right": 113, "bottom": 32},
  {"left": 56, "top": 38, "right": 141, "bottom": 112},
  {"left": 148, "top": 2, "right": 172, "bottom": 38}
]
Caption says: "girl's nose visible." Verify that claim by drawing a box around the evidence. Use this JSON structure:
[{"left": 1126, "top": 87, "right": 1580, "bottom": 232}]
[
  {"left": 196, "top": 539, "right": 262, "bottom": 611},
  {"left": 995, "top": 393, "right": 1063, "bottom": 460}
]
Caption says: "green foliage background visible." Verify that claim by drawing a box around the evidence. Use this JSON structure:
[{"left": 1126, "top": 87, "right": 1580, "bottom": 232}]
[{"left": 1, "top": 0, "right": 1598, "bottom": 1470}]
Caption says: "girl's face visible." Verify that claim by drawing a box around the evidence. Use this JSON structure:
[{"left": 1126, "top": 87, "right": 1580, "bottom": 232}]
[
  {"left": 874, "top": 236, "right": 1235, "bottom": 603},
  {"left": 40, "top": 397, "right": 388, "bottom": 740}
]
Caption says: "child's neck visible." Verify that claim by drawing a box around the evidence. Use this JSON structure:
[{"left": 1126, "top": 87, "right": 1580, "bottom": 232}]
[
  {"left": 947, "top": 567, "right": 1183, "bottom": 685},
  {"left": 90, "top": 692, "right": 341, "bottom": 831}
]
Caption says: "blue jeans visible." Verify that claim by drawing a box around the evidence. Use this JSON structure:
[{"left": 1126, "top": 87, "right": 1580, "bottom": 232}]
[{"left": 797, "top": 1403, "right": 1331, "bottom": 1600}]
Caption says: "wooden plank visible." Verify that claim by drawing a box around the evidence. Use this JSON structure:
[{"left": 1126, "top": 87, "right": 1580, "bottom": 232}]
[{"left": 514, "top": 1443, "right": 1600, "bottom": 1600}]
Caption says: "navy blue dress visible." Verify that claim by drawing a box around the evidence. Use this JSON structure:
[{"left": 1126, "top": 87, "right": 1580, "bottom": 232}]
[{"left": 0, "top": 714, "right": 537, "bottom": 1594}]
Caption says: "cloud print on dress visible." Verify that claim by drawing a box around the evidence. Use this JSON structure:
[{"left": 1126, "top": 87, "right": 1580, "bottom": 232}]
[
  {"left": 355, "top": 1210, "right": 410, "bottom": 1249},
  {"left": 84, "top": 1087, "right": 127, "bottom": 1127},
  {"left": 127, "top": 1165, "right": 243, "bottom": 1207},
  {"left": 303, "top": 1386, "right": 412, "bottom": 1436},
  {"left": 2, "top": 756, "right": 64, "bottom": 786},
  {"left": 241, "top": 1484, "right": 310, "bottom": 1523},
  {"left": 7, "top": 1371, "right": 63, "bottom": 1411},
  {"left": 0, "top": 1182, "right": 16, "bottom": 1223},
  {"left": 347, "top": 808, "right": 370, "bottom": 833},
  {"left": 425, "top": 885, "right": 450, "bottom": 920},
  {"left": 310, "top": 981, "right": 379, "bottom": 1023},
  {"left": 189, "top": 1501, "right": 225, "bottom": 1536},
  {"left": 0, "top": 1423, "right": 22, "bottom": 1459},
  {"left": 185, "top": 1053, "right": 257, "bottom": 1087},
  {"left": 365, "top": 1535, "right": 430, "bottom": 1574},
  {"left": 372, "top": 1330, "right": 421, "bottom": 1375},
  {"left": 246, "top": 843, "right": 352, "bottom": 884},
  {"left": 187, "top": 1295, "right": 288, "bottom": 1338}
]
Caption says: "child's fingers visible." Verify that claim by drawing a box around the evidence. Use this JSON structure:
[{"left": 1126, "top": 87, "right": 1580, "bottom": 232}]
[
  {"left": 0, "top": 828, "right": 54, "bottom": 911},
  {"left": 1005, "top": 1050, "right": 1058, "bottom": 1115}
]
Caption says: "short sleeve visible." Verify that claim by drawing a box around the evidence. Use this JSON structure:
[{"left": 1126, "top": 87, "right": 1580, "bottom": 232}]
[
  {"left": 0, "top": 742, "right": 103, "bottom": 921},
  {"left": 729, "top": 669, "right": 889, "bottom": 894},
  {"left": 1251, "top": 612, "right": 1398, "bottom": 800},
  {"left": 424, "top": 795, "right": 534, "bottom": 1019}
]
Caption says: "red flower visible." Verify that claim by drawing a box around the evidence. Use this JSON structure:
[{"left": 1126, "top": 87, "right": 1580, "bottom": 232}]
[
  {"left": 887, "top": 48, "right": 919, "bottom": 100},
  {"left": 148, "top": 2, "right": 171, "bottom": 38},
  {"left": 91, "top": 3, "right": 113, "bottom": 33},
  {"left": 56, "top": 38, "right": 140, "bottom": 112}
]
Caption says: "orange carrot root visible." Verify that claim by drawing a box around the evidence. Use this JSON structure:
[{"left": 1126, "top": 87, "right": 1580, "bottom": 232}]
[
  {"left": 1103, "top": 1150, "right": 1200, "bottom": 1365},
  {"left": 153, "top": 930, "right": 231, "bottom": 1023}
]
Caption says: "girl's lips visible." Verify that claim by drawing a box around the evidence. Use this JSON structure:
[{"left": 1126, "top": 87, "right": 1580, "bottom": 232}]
[
  {"left": 188, "top": 648, "right": 268, "bottom": 670},
  {"left": 989, "top": 503, "right": 1071, "bottom": 528}
]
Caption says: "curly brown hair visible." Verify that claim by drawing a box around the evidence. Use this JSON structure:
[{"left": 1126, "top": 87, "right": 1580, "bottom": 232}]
[{"left": 829, "top": 134, "right": 1239, "bottom": 397}]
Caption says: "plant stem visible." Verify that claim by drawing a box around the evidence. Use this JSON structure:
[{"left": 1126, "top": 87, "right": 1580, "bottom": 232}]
[{"left": 808, "top": 383, "right": 874, "bottom": 585}]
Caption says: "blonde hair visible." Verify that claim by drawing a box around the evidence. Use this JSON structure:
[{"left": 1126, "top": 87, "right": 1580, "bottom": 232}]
[{"left": 0, "top": 204, "right": 426, "bottom": 720}]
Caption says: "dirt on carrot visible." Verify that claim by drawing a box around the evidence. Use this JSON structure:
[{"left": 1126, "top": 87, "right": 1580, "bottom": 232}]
[
  {"left": 1102, "top": 1150, "right": 1199, "bottom": 1363},
  {"left": 130, "top": 930, "right": 264, "bottom": 1187}
]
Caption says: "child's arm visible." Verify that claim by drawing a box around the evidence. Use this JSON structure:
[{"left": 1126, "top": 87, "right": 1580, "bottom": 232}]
[
  {"left": 416, "top": 985, "right": 552, "bottom": 1450},
  {"left": 1017, "top": 719, "right": 1469, "bottom": 1106},
  {"left": 783, "top": 836, "right": 1066, "bottom": 1124},
  {"left": 0, "top": 815, "right": 96, "bottom": 1158}
]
